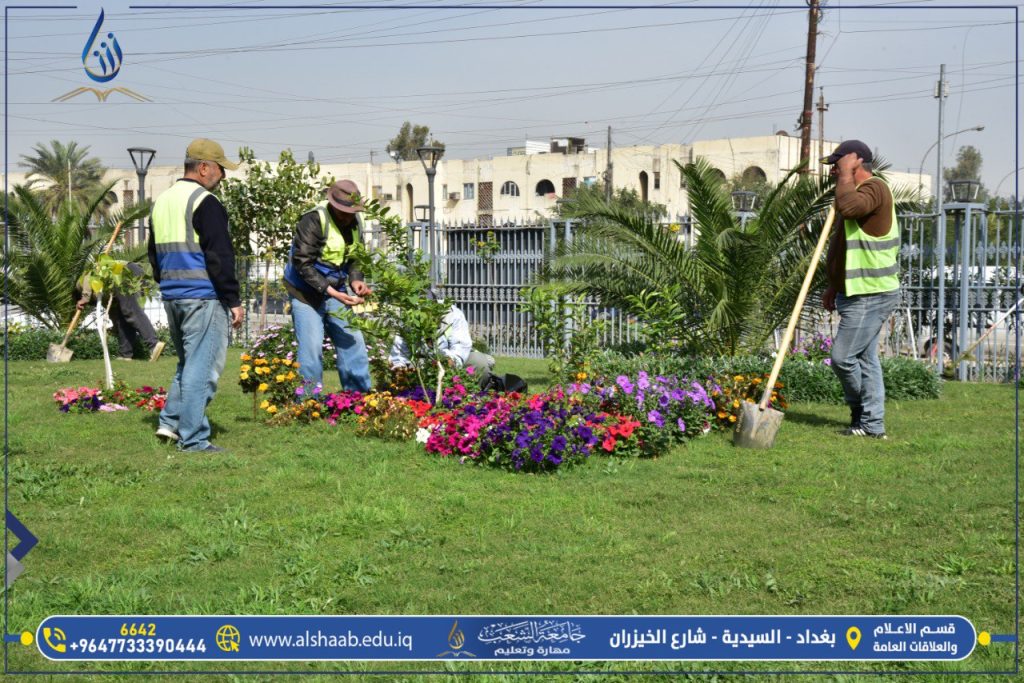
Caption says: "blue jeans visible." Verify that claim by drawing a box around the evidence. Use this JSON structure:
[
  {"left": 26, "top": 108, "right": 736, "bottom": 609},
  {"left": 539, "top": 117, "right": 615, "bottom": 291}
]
[
  {"left": 160, "top": 299, "right": 230, "bottom": 451},
  {"left": 290, "top": 295, "right": 372, "bottom": 392},
  {"left": 831, "top": 290, "right": 900, "bottom": 435}
]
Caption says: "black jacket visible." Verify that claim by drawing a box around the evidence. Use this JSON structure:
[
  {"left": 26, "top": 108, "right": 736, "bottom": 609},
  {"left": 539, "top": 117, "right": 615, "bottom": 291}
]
[{"left": 284, "top": 208, "right": 364, "bottom": 305}]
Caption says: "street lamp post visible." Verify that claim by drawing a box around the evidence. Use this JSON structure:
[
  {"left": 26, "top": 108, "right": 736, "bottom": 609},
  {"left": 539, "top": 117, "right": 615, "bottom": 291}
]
[
  {"left": 916, "top": 125, "right": 984, "bottom": 201},
  {"left": 416, "top": 144, "right": 444, "bottom": 285},
  {"left": 127, "top": 147, "right": 156, "bottom": 245}
]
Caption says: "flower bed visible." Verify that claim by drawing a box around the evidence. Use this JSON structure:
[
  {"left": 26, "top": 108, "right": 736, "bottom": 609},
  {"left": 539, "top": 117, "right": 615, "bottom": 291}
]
[{"left": 229, "top": 331, "right": 802, "bottom": 471}]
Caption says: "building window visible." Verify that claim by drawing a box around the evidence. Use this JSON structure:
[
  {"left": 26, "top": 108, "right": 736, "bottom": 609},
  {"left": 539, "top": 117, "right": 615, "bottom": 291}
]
[
  {"left": 582, "top": 176, "right": 598, "bottom": 187},
  {"left": 535, "top": 179, "right": 556, "bottom": 196},
  {"left": 463, "top": 183, "right": 475, "bottom": 200},
  {"left": 500, "top": 181, "right": 520, "bottom": 197},
  {"left": 653, "top": 171, "right": 661, "bottom": 190}
]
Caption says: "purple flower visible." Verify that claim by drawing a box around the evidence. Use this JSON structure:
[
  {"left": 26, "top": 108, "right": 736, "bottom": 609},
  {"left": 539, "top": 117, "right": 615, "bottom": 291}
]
[
  {"left": 647, "top": 409, "right": 664, "bottom": 428},
  {"left": 295, "top": 386, "right": 305, "bottom": 396},
  {"left": 637, "top": 371, "right": 650, "bottom": 391},
  {"left": 823, "top": 358, "right": 832, "bottom": 366},
  {"left": 677, "top": 418, "right": 686, "bottom": 432},
  {"left": 551, "top": 435, "right": 567, "bottom": 452},
  {"left": 616, "top": 375, "right": 634, "bottom": 395}
]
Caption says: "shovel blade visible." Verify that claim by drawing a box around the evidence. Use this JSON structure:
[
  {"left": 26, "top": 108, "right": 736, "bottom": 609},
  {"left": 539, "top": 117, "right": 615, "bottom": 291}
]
[
  {"left": 46, "top": 344, "right": 73, "bottom": 363},
  {"left": 733, "top": 401, "right": 784, "bottom": 449}
]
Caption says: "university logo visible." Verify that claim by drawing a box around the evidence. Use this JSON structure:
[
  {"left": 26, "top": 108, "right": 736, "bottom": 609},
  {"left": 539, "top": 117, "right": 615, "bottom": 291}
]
[{"left": 53, "top": 8, "right": 150, "bottom": 102}]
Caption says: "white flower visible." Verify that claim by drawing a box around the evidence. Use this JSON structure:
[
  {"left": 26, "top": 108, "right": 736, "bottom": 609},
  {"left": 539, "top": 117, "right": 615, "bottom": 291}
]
[{"left": 415, "top": 427, "right": 431, "bottom": 444}]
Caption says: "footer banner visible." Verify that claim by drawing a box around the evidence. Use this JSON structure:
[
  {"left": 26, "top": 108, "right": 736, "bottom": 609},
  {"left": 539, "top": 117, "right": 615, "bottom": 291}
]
[{"left": 37, "top": 615, "right": 975, "bottom": 662}]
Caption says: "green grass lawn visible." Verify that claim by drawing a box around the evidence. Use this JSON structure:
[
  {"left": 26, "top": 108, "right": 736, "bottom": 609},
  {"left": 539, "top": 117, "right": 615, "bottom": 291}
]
[{"left": 2, "top": 354, "right": 1018, "bottom": 681}]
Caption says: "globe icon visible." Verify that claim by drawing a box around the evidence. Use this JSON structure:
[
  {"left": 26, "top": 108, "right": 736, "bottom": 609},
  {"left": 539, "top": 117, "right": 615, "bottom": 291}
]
[{"left": 215, "top": 624, "right": 241, "bottom": 653}]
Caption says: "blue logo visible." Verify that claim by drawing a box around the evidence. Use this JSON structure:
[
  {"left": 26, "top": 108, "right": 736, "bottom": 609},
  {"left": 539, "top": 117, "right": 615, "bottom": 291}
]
[
  {"left": 82, "top": 9, "right": 122, "bottom": 83},
  {"left": 54, "top": 8, "right": 149, "bottom": 103}
]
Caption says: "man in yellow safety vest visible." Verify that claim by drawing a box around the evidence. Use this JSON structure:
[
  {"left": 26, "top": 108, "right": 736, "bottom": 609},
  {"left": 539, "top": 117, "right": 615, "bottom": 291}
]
[{"left": 821, "top": 139, "right": 900, "bottom": 440}]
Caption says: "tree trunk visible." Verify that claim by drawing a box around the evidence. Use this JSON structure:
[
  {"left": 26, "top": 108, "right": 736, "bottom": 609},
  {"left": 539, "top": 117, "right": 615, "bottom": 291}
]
[{"left": 96, "top": 295, "right": 114, "bottom": 390}]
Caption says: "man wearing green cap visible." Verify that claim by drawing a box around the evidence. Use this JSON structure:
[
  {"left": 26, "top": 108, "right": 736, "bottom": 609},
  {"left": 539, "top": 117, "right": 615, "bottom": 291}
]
[
  {"left": 148, "top": 138, "right": 245, "bottom": 452},
  {"left": 820, "top": 139, "right": 900, "bottom": 440}
]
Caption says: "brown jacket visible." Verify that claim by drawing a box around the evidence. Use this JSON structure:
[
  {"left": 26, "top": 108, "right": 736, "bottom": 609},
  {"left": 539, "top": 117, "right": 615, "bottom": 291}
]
[{"left": 826, "top": 176, "right": 894, "bottom": 293}]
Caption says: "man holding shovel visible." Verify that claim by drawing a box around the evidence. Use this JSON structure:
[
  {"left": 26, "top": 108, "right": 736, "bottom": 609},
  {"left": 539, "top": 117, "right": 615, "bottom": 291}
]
[
  {"left": 821, "top": 140, "right": 900, "bottom": 439},
  {"left": 148, "top": 139, "right": 244, "bottom": 453}
]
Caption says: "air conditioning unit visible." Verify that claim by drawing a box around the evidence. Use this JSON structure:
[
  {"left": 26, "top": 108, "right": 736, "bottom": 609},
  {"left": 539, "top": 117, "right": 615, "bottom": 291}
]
[
  {"left": 380, "top": 193, "right": 394, "bottom": 201},
  {"left": 448, "top": 192, "right": 461, "bottom": 201}
]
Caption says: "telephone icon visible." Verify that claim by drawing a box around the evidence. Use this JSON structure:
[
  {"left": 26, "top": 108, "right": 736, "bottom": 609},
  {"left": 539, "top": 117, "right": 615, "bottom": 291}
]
[{"left": 43, "top": 627, "right": 66, "bottom": 653}]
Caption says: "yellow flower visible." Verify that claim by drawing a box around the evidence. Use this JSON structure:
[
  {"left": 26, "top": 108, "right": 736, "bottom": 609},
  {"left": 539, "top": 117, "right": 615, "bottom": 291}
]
[
  {"left": 368, "top": 399, "right": 379, "bottom": 408},
  {"left": 576, "top": 371, "right": 588, "bottom": 381},
  {"left": 752, "top": 377, "right": 762, "bottom": 384},
  {"left": 732, "top": 399, "right": 740, "bottom": 408},
  {"left": 286, "top": 371, "right": 296, "bottom": 381},
  {"left": 669, "top": 223, "right": 681, "bottom": 233},
  {"left": 240, "top": 373, "right": 250, "bottom": 381},
  {"left": 267, "top": 405, "right": 278, "bottom": 414},
  {"left": 260, "top": 400, "right": 269, "bottom": 409},
  {"left": 312, "top": 411, "right": 320, "bottom": 419},
  {"left": 254, "top": 358, "right": 267, "bottom": 366},
  {"left": 293, "top": 361, "right": 301, "bottom": 368},
  {"left": 728, "top": 415, "right": 737, "bottom": 423},
  {"left": 240, "top": 364, "right": 251, "bottom": 372},
  {"left": 258, "top": 383, "right": 269, "bottom": 392},
  {"left": 717, "top": 411, "right": 727, "bottom": 419},
  {"left": 733, "top": 375, "right": 744, "bottom": 382},
  {"left": 275, "top": 374, "right": 286, "bottom": 383},
  {"left": 240, "top": 354, "right": 251, "bottom": 362},
  {"left": 282, "top": 358, "right": 292, "bottom": 366}
]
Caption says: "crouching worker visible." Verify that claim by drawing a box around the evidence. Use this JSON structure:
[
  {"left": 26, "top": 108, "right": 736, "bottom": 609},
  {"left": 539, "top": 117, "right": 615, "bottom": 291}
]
[
  {"left": 388, "top": 292, "right": 496, "bottom": 382},
  {"left": 283, "top": 179, "right": 373, "bottom": 392}
]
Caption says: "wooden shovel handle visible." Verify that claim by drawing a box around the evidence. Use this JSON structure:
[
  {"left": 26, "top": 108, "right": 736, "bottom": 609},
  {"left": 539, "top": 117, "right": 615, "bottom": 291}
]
[
  {"left": 759, "top": 205, "right": 837, "bottom": 410},
  {"left": 59, "top": 308, "right": 83, "bottom": 348},
  {"left": 101, "top": 220, "right": 126, "bottom": 256}
]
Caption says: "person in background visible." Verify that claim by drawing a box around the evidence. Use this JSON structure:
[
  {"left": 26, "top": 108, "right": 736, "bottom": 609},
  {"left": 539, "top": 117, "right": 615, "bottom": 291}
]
[
  {"left": 77, "top": 262, "right": 165, "bottom": 362},
  {"left": 388, "top": 291, "right": 496, "bottom": 381}
]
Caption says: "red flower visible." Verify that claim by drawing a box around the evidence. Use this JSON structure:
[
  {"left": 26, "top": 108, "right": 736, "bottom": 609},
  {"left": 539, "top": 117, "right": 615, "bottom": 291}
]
[{"left": 602, "top": 435, "right": 617, "bottom": 452}]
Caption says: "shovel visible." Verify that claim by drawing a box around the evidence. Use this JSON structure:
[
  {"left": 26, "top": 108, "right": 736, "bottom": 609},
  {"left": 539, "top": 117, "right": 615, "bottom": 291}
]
[
  {"left": 734, "top": 205, "right": 837, "bottom": 449},
  {"left": 46, "top": 220, "right": 127, "bottom": 363},
  {"left": 46, "top": 309, "right": 84, "bottom": 363}
]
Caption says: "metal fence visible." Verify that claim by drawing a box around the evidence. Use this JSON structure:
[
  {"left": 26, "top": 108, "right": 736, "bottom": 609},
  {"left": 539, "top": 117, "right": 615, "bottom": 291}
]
[{"left": 5, "top": 208, "right": 1020, "bottom": 381}]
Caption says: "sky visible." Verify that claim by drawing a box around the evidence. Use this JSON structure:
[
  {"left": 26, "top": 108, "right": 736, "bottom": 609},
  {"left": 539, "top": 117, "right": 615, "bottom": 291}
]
[{"left": 1, "top": 0, "right": 1021, "bottom": 196}]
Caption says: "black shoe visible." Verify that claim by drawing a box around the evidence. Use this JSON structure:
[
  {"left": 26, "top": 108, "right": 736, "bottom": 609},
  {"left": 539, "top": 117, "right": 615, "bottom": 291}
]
[
  {"left": 841, "top": 427, "right": 887, "bottom": 440},
  {"left": 850, "top": 406, "right": 863, "bottom": 428}
]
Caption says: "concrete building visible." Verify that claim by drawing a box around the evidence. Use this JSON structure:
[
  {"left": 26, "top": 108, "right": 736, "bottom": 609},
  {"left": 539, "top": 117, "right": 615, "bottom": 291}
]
[{"left": 4, "top": 134, "right": 929, "bottom": 227}]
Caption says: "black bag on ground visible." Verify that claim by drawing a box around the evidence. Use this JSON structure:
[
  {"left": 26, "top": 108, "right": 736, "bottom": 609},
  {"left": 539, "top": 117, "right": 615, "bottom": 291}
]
[{"left": 482, "top": 373, "right": 528, "bottom": 395}]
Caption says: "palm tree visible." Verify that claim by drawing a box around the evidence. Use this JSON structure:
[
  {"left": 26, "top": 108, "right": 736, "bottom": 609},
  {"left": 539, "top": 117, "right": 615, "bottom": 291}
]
[
  {"left": 19, "top": 140, "right": 110, "bottom": 216},
  {"left": 3, "top": 182, "right": 151, "bottom": 330},
  {"left": 543, "top": 158, "right": 915, "bottom": 356}
]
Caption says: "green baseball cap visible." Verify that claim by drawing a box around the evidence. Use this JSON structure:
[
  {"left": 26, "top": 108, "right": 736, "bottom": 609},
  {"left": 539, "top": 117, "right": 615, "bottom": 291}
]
[{"left": 185, "top": 138, "right": 239, "bottom": 170}]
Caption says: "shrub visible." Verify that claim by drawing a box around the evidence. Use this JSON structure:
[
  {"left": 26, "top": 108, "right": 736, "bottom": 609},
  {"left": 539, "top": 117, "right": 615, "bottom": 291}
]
[
  {"left": 0, "top": 324, "right": 177, "bottom": 361},
  {"left": 590, "top": 352, "right": 940, "bottom": 404}
]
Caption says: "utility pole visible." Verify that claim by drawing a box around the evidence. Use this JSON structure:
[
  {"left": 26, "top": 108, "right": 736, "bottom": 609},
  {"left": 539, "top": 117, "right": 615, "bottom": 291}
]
[
  {"left": 604, "top": 125, "right": 613, "bottom": 202},
  {"left": 816, "top": 87, "right": 828, "bottom": 178},
  {"left": 934, "top": 63, "right": 949, "bottom": 374},
  {"left": 798, "top": 0, "right": 821, "bottom": 173}
]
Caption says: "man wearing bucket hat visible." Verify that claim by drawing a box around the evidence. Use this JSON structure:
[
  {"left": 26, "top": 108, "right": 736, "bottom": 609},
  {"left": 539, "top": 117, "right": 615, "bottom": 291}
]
[
  {"left": 283, "top": 179, "right": 373, "bottom": 392},
  {"left": 820, "top": 139, "right": 900, "bottom": 440},
  {"left": 148, "top": 138, "right": 245, "bottom": 452}
]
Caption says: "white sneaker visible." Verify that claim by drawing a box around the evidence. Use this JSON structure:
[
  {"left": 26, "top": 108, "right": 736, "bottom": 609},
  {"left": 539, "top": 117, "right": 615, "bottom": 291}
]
[{"left": 155, "top": 427, "right": 180, "bottom": 442}]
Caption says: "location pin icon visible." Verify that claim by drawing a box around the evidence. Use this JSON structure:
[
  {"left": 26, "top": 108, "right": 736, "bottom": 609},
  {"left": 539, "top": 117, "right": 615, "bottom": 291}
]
[{"left": 846, "top": 627, "right": 861, "bottom": 650}]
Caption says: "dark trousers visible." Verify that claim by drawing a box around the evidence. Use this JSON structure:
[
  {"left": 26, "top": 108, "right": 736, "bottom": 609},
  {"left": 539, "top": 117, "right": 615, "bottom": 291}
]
[{"left": 111, "top": 291, "right": 159, "bottom": 358}]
